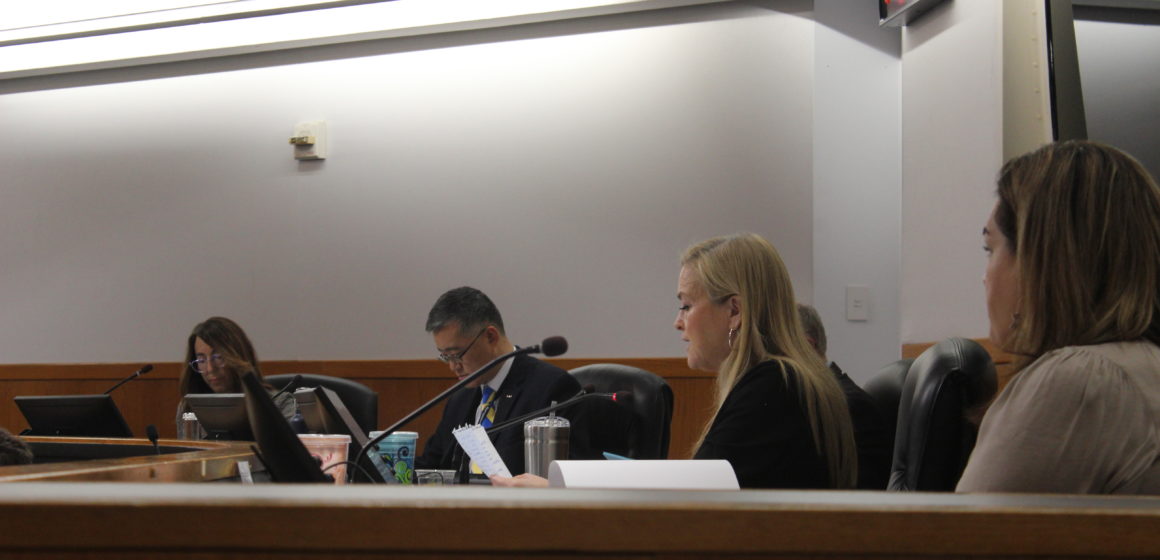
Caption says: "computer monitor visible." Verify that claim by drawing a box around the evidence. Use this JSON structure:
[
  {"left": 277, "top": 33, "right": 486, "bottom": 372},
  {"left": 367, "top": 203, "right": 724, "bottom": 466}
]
[
  {"left": 15, "top": 394, "right": 133, "bottom": 438},
  {"left": 184, "top": 393, "right": 253, "bottom": 441},
  {"left": 294, "top": 386, "right": 386, "bottom": 483},
  {"left": 241, "top": 370, "right": 330, "bottom": 483}
]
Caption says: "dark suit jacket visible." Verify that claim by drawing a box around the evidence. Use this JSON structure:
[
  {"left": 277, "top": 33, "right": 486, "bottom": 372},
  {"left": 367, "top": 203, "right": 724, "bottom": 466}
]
[
  {"left": 415, "top": 354, "right": 586, "bottom": 475},
  {"left": 694, "top": 360, "right": 830, "bottom": 489},
  {"left": 831, "top": 362, "right": 893, "bottom": 490}
]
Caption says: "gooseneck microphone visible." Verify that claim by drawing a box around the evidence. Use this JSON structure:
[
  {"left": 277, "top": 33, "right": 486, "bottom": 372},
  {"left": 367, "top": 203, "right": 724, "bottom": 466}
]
[
  {"left": 269, "top": 374, "right": 304, "bottom": 402},
  {"left": 484, "top": 388, "right": 634, "bottom": 435},
  {"left": 103, "top": 364, "right": 154, "bottom": 395},
  {"left": 355, "top": 336, "right": 568, "bottom": 480},
  {"left": 145, "top": 424, "right": 161, "bottom": 455}
]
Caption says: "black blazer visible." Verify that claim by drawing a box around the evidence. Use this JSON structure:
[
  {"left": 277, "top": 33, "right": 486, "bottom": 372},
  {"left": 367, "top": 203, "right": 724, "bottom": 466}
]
[
  {"left": 415, "top": 354, "right": 584, "bottom": 475},
  {"left": 694, "top": 360, "right": 830, "bottom": 489},
  {"left": 831, "top": 362, "right": 893, "bottom": 490}
]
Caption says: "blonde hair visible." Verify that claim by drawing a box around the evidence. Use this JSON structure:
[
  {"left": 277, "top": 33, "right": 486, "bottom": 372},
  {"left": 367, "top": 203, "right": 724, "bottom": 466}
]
[
  {"left": 681, "top": 233, "right": 857, "bottom": 488},
  {"left": 995, "top": 140, "right": 1160, "bottom": 371}
]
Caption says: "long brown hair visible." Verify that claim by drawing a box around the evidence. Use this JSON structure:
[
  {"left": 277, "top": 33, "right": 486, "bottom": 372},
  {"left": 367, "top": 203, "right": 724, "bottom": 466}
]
[
  {"left": 994, "top": 140, "right": 1160, "bottom": 371},
  {"left": 178, "top": 316, "right": 262, "bottom": 396},
  {"left": 682, "top": 233, "right": 857, "bottom": 488}
]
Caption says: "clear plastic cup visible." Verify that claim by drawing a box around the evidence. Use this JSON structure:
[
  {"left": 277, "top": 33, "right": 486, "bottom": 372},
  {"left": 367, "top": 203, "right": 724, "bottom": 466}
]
[{"left": 297, "top": 433, "right": 351, "bottom": 484}]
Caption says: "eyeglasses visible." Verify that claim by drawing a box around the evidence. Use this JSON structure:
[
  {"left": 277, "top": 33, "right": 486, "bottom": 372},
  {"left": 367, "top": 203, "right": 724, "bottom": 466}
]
[
  {"left": 437, "top": 328, "right": 487, "bottom": 364},
  {"left": 189, "top": 354, "right": 226, "bottom": 372}
]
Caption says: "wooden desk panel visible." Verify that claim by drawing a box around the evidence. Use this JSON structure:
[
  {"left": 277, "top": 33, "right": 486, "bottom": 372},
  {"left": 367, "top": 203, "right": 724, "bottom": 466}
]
[
  {"left": 0, "top": 483, "right": 1158, "bottom": 559},
  {"left": 0, "top": 437, "right": 259, "bottom": 482}
]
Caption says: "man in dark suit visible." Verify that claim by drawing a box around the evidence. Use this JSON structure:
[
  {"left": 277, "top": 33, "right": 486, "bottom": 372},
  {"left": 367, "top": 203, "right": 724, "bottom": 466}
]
[
  {"left": 797, "top": 304, "right": 893, "bottom": 490},
  {"left": 415, "top": 286, "right": 586, "bottom": 477}
]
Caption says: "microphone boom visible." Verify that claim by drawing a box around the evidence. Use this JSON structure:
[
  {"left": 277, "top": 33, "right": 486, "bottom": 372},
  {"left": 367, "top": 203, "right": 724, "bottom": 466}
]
[
  {"left": 355, "top": 335, "right": 569, "bottom": 481},
  {"left": 103, "top": 364, "right": 155, "bottom": 395}
]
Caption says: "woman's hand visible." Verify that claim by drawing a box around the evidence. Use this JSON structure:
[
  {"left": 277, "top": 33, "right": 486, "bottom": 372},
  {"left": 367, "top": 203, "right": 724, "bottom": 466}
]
[{"left": 489, "top": 473, "right": 549, "bottom": 487}]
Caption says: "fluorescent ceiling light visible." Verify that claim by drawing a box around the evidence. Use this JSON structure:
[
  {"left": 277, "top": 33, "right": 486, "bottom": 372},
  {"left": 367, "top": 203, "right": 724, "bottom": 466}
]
[{"left": 0, "top": 0, "right": 722, "bottom": 80}]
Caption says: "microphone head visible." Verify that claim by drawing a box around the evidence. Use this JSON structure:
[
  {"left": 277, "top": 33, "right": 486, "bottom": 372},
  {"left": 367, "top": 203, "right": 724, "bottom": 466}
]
[
  {"left": 145, "top": 424, "right": 160, "bottom": 443},
  {"left": 612, "top": 391, "right": 634, "bottom": 406},
  {"left": 540, "top": 336, "right": 568, "bottom": 357},
  {"left": 138, "top": 364, "right": 154, "bottom": 375}
]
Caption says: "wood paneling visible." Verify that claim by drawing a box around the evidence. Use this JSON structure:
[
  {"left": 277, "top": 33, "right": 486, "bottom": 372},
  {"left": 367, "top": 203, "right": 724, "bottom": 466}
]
[
  {"left": 903, "top": 338, "right": 1018, "bottom": 387},
  {"left": 0, "top": 358, "right": 715, "bottom": 459}
]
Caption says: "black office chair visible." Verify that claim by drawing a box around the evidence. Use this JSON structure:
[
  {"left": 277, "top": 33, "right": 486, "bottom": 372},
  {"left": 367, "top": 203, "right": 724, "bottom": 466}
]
[
  {"left": 265, "top": 374, "right": 379, "bottom": 434},
  {"left": 862, "top": 358, "right": 913, "bottom": 455},
  {"left": 888, "top": 338, "right": 998, "bottom": 491},
  {"left": 569, "top": 363, "right": 674, "bottom": 459}
]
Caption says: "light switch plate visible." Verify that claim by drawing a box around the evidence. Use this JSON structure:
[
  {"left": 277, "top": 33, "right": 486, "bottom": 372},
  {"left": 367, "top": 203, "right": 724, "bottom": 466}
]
[{"left": 846, "top": 285, "right": 869, "bottom": 321}]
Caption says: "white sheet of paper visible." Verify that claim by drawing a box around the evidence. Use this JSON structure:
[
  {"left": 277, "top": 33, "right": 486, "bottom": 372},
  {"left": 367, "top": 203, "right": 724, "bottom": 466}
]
[
  {"left": 547, "top": 460, "right": 739, "bottom": 490},
  {"left": 451, "top": 424, "right": 512, "bottom": 478}
]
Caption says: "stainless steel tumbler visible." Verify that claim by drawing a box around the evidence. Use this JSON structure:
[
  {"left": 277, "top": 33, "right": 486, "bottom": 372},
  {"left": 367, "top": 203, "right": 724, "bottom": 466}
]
[{"left": 523, "top": 415, "right": 570, "bottom": 477}]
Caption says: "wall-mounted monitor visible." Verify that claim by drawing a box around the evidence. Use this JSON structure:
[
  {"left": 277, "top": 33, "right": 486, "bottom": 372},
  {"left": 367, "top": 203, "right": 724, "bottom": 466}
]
[
  {"left": 1045, "top": 0, "right": 1089, "bottom": 141},
  {"left": 1071, "top": 0, "right": 1160, "bottom": 177}
]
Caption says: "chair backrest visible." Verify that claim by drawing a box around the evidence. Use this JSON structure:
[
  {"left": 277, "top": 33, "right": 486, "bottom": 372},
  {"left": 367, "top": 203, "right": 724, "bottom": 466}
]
[
  {"left": 888, "top": 338, "right": 998, "bottom": 491},
  {"left": 569, "top": 364, "right": 674, "bottom": 459},
  {"left": 862, "top": 358, "right": 913, "bottom": 454},
  {"left": 265, "top": 374, "right": 379, "bottom": 434}
]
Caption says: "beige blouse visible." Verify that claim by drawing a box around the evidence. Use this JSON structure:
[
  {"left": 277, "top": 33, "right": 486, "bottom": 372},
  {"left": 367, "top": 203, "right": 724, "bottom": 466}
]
[{"left": 957, "top": 341, "right": 1160, "bottom": 494}]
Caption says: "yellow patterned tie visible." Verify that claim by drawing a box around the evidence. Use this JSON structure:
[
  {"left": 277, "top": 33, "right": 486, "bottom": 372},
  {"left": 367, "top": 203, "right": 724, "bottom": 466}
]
[{"left": 470, "top": 386, "right": 497, "bottom": 474}]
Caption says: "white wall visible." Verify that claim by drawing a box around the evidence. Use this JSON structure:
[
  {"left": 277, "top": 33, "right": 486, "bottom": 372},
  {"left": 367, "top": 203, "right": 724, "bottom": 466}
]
[
  {"left": 812, "top": 0, "right": 902, "bottom": 379},
  {"left": 0, "top": 3, "right": 818, "bottom": 364},
  {"left": 899, "top": 0, "right": 1002, "bottom": 345}
]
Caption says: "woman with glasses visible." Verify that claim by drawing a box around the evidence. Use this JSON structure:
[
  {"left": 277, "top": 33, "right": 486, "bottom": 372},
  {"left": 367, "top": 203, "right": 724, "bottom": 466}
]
[{"left": 176, "top": 316, "right": 296, "bottom": 438}]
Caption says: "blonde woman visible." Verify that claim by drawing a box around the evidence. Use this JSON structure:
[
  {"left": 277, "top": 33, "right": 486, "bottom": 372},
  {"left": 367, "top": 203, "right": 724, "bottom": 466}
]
[
  {"left": 958, "top": 140, "right": 1160, "bottom": 494},
  {"left": 677, "top": 233, "right": 856, "bottom": 488},
  {"left": 494, "top": 233, "right": 857, "bottom": 489}
]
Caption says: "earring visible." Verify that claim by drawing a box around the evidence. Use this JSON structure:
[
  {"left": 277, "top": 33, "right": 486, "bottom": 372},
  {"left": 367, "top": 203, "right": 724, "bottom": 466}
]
[
  {"left": 1010, "top": 312, "right": 1022, "bottom": 330},
  {"left": 727, "top": 327, "right": 738, "bottom": 349}
]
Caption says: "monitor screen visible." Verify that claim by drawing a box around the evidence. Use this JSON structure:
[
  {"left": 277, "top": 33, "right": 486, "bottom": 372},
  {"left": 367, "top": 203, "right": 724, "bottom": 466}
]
[
  {"left": 241, "top": 371, "right": 330, "bottom": 483},
  {"left": 15, "top": 394, "right": 133, "bottom": 438},
  {"left": 294, "top": 386, "right": 386, "bottom": 483},
  {"left": 184, "top": 393, "right": 253, "bottom": 441}
]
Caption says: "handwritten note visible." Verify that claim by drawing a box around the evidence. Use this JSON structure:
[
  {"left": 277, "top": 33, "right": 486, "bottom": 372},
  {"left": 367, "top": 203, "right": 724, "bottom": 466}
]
[{"left": 452, "top": 424, "right": 512, "bottom": 478}]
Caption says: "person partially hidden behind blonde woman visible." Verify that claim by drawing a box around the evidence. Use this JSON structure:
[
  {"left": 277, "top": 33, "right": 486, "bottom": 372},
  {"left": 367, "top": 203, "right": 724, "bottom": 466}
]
[
  {"left": 493, "top": 233, "right": 858, "bottom": 489},
  {"left": 957, "top": 140, "right": 1160, "bottom": 494}
]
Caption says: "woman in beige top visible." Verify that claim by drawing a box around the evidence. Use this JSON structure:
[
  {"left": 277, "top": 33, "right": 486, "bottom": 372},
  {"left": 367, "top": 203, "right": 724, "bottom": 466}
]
[{"left": 957, "top": 140, "right": 1160, "bottom": 494}]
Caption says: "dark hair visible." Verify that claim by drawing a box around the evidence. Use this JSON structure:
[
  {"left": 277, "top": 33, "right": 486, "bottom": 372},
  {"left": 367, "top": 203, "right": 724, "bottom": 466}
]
[
  {"left": 425, "top": 287, "right": 506, "bottom": 335},
  {"left": 995, "top": 140, "right": 1160, "bottom": 369},
  {"left": 179, "top": 316, "right": 261, "bottom": 396},
  {"left": 0, "top": 428, "right": 33, "bottom": 466}
]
